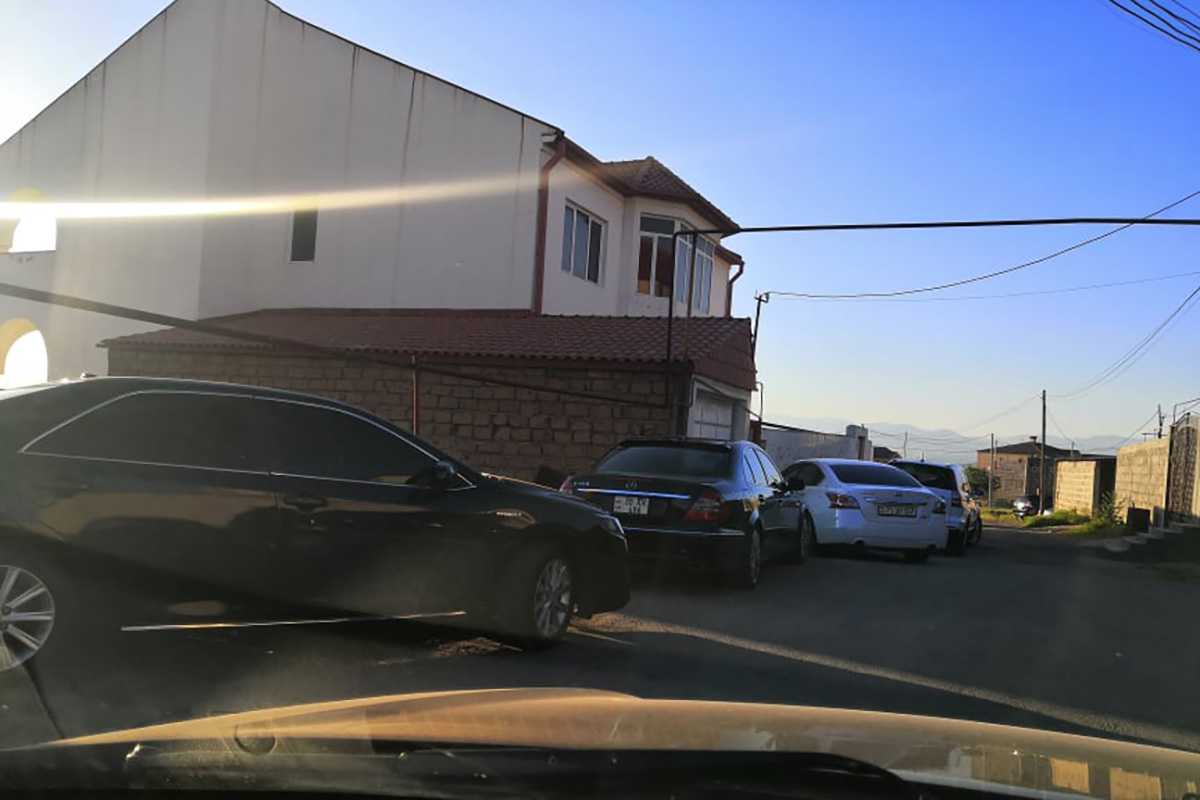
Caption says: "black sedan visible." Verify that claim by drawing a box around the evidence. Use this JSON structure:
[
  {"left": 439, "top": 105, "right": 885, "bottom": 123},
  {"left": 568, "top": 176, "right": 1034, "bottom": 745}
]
[
  {"left": 0, "top": 377, "right": 630, "bottom": 669},
  {"left": 562, "top": 439, "right": 811, "bottom": 588}
]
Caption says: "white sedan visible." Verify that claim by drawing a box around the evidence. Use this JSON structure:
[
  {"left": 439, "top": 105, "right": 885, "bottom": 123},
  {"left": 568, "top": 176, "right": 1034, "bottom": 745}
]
[{"left": 780, "top": 458, "right": 947, "bottom": 562}]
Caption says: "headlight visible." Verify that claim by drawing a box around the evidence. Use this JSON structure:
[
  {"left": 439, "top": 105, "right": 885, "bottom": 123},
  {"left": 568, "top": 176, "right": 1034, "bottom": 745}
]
[{"left": 599, "top": 514, "right": 625, "bottom": 539}]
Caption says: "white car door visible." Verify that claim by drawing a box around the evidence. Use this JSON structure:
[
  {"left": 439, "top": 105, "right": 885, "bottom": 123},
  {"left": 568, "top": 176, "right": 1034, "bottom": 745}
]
[{"left": 786, "top": 461, "right": 832, "bottom": 532}]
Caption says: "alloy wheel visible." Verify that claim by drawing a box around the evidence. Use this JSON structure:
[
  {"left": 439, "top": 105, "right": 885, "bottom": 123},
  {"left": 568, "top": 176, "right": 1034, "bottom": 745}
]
[
  {"left": 532, "top": 558, "right": 573, "bottom": 639},
  {"left": 0, "top": 565, "right": 56, "bottom": 671}
]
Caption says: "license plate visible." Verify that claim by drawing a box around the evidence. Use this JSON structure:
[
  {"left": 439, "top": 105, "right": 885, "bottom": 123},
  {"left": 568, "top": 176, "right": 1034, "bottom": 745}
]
[
  {"left": 613, "top": 495, "right": 650, "bottom": 516},
  {"left": 877, "top": 503, "right": 917, "bottom": 518}
]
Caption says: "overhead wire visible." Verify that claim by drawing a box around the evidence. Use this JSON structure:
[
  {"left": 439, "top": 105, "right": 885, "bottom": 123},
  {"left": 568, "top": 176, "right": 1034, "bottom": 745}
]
[
  {"left": 1053, "top": 280, "right": 1200, "bottom": 400},
  {"left": 758, "top": 189, "right": 1200, "bottom": 300},
  {"left": 1106, "top": 0, "right": 1200, "bottom": 53},
  {"left": 1167, "top": 0, "right": 1200, "bottom": 24},
  {"left": 1148, "top": 0, "right": 1200, "bottom": 32},
  {"left": 1124, "top": 0, "right": 1200, "bottom": 42}
]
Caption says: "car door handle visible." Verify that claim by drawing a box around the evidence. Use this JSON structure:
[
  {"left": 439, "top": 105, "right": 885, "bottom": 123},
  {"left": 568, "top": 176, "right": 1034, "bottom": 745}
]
[{"left": 283, "top": 494, "right": 327, "bottom": 512}]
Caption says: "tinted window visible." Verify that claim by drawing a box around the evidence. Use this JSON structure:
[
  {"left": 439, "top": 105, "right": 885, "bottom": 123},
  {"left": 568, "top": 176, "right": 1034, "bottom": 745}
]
[
  {"left": 266, "top": 401, "right": 432, "bottom": 484},
  {"left": 830, "top": 463, "right": 922, "bottom": 488},
  {"left": 596, "top": 445, "right": 732, "bottom": 479},
  {"left": 31, "top": 392, "right": 270, "bottom": 471},
  {"left": 786, "top": 462, "right": 825, "bottom": 487},
  {"left": 892, "top": 462, "right": 957, "bottom": 491},
  {"left": 742, "top": 454, "right": 762, "bottom": 485},
  {"left": 754, "top": 449, "right": 781, "bottom": 485}
]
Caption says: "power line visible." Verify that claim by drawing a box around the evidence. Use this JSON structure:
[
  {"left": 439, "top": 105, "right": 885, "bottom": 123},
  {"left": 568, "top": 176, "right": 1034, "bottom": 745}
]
[
  {"left": 775, "top": 269, "right": 1200, "bottom": 304},
  {"left": 758, "top": 189, "right": 1200, "bottom": 300},
  {"left": 1107, "top": 0, "right": 1200, "bottom": 53},
  {"left": 1126, "top": 0, "right": 1200, "bottom": 43},
  {"left": 1148, "top": 0, "right": 1200, "bottom": 33},
  {"left": 1046, "top": 407, "right": 1074, "bottom": 449},
  {"left": 1167, "top": 0, "right": 1200, "bottom": 24},
  {"left": 1100, "top": 408, "right": 1164, "bottom": 451},
  {"left": 1053, "top": 279, "right": 1200, "bottom": 400},
  {"left": 958, "top": 394, "right": 1041, "bottom": 432}
]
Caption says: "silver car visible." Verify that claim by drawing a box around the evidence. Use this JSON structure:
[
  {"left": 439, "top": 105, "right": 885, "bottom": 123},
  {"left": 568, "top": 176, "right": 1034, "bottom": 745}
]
[
  {"left": 891, "top": 460, "right": 983, "bottom": 556},
  {"left": 781, "top": 459, "right": 946, "bottom": 562}
]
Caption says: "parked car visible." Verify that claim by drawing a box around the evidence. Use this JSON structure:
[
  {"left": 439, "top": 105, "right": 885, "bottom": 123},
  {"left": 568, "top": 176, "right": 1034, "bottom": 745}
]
[
  {"left": 1012, "top": 496, "right": 1037, "bottom": 518},
  {"left": 561, "top": 439, "right": 811, "bottom": 588},
  {"left": 780, "top": 459, "right": 945, "bottom": 561},
  {"left": 0, "top": 378, "right": 631, "bottom": 670},
  {"left": 891, "top": 459, "right": 982, "bottom": 555}
]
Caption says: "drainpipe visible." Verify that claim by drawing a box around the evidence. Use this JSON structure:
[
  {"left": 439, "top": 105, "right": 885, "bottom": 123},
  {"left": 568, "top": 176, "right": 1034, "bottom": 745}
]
[
  {"left": 532, "top": 134, "right": 567, "bottom": 314},
  {"left": 725, "top": 258, "right": 744, "bottom": 318}
]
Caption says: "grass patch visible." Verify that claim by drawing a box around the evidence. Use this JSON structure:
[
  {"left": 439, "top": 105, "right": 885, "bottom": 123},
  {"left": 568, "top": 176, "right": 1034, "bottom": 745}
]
[
  {"left": 1022, "top": 509, "right": 1090, "bottom": 528},
  {"left": 980, "top": 507, "right": 1015, "bottom": 522},
  {"left": 1066, "top": 520, "right": 1126, "bottom": 537}
]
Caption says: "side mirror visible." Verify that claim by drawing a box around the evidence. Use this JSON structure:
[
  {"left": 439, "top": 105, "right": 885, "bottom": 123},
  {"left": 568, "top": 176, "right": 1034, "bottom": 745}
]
[
  {"left": 786, "top": 475, "right": 806, "bottom": 491},
  {"left": 413, "top": 460, "right": 459, "bottom": 490}
]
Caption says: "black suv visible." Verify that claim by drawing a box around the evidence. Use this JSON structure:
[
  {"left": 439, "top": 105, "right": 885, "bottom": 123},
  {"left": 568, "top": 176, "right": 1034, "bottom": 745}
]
[
  {"left": 0, "top": 378, "right": 629, "bottom": 668},
  {"left": 562, "top": 439, "right": 810, "bottom": 588}
]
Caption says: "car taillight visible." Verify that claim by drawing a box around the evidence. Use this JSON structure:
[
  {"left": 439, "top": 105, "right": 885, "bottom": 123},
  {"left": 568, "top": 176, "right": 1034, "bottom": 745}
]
[
  {"left": 558, "top": 477, "right": 575, "bottom": 494},
  {"left": 685, "top": 489, "right": 729, "bottom": 523},
  {"left": 826, "top": 492, "right": 860, "bottom": 509}
]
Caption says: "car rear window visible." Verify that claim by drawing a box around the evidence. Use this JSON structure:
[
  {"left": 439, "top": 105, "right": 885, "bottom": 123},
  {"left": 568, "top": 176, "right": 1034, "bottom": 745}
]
[
  {"left": 595, "top": 445, "right": 733, "bottom": 479},
  {"left": 830, "top": 463, "right": 922, "bottom": 488},
  {"left": 893, "top": 462, "right": 957, "bottom": 491}
]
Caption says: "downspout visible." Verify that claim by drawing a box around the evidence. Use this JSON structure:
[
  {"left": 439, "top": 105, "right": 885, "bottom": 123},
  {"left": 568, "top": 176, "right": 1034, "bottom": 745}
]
[
  {"left": 725, "top": 258, "right": 744, "bottom": 318},
  {"left": 532, "top": 134, "right": 567, "bottom": 314}
]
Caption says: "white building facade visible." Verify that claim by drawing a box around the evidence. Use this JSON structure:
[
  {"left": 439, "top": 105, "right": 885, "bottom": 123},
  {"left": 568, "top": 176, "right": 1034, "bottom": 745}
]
[{"left": 0, "top": 0, "right": 746, "bottom": 392}]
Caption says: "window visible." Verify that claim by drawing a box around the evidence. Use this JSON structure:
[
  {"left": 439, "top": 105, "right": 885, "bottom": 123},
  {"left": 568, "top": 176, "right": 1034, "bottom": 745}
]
[
  {"left": 636, "top": 215, "right": 675, "bottom": 297},
  {"left": 744, "top": 451, "right": 766, "bottom": 485},
  {"left": 561, "top": 204, "right": 604, "bottom": 283},
  {"left": 892, "top": 462, "right": 957, "bottom": 491},
  {"left": 637, "top": 215, "right": 714, "bottom": 312},
  {"left": 30, "top": 392, "right": 271, "bottom": 471},
  {"left": 265, "top": 401, "right": 433, "bottom": 484},
  {"left": 595, "top": 444, "right": 732, "bottom": 479},
  {"left": 830, "top": 463, "right": 923, "bottom": 488},
  {"left": 290, "top": 210, "right": 318, "bottom": 262},
  {"left": 788, "top": 462, "right": 826, "bottom": 487},
  {"left": 754, "top": 449, "right": 781, "bottom": 485}
]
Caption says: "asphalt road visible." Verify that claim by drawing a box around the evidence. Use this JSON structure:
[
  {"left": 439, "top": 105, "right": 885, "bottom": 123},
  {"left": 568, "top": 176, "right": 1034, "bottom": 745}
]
[{"left": 5, "top": 527, "right": 1200, "bottom": 752}]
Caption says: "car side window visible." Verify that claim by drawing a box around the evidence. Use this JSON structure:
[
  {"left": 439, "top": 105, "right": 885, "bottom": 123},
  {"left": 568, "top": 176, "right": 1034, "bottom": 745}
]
[
  {"left": 28, "top": 392, "right": 271, "bottom": 471},
  {"left": 742, "top": 453, "right": 763, "bottom": 486},
  {"left": 754, "top": 449, "right": 781, "bottom": 486},
  {"left": 264, "top": 401, "right": 433, "bottom": 484},
  {"left": 799, "top": 462, "right": 825, "bottom": 487}
]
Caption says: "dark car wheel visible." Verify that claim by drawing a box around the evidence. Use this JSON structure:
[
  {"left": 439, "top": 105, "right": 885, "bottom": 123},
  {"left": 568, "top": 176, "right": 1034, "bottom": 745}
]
[
  {"left": 969, "top": 518, "right": 983, "bottom": 545},
  {"left": 903, "top": 548, "right": 931, "bottom": 564},
  {"left": 727, "top": 526, "right": 762, "bottom": 589},
  {"left": 0, "top": 562, "right": 57, "bottom": 672},
  {"left": 498, "top": 546, "right": 575, "bottom": 647},
  {"left": 789, "top": 513, "right": 816, "bottom": 564},
  {"left": 946, "top": 528, "right": 966, "bottom": 557}
]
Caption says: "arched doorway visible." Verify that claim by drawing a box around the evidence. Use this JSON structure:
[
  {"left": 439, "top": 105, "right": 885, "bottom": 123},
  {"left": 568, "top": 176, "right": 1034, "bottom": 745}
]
[{"left": 0, "top": 318, "right": 49, "bottom": 388}]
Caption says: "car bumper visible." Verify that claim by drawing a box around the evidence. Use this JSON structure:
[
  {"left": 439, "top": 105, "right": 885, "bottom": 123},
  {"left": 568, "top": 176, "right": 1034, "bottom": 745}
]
[
  {"left": 819, "top": 510, "right": 945, "bottom": 549},
  {"left": 623, "top": 525, "right": 744, "bottom": 568}
]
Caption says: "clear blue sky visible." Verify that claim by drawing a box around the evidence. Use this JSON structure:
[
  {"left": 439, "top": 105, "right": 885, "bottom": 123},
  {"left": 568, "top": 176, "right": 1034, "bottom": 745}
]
[{"left": 3, "top": 0, "right": 1198, "bottom": 441}]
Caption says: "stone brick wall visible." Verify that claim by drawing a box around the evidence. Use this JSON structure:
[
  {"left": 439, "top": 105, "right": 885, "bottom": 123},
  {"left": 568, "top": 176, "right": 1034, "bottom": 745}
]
[
  {"left": 1055, "top": 460, "right": 1098, "bottom": 516},
  {"left": 1115, "top": 438, "right": 1169, "bottom": 526},
  {"left": 107, "top": 348, "right": 673, "bottom": 482}
]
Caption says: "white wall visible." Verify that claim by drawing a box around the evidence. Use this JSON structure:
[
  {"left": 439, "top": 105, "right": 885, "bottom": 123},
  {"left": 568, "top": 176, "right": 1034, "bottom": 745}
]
[
  {"left": 195, "top": 0, "right": 555, "bottom": 317},
  {"left": 0, "top": 0, "right": 219, "bottom": 377},
  {"left": 542, "top": 160, "right": 624, "bottom": 315}
]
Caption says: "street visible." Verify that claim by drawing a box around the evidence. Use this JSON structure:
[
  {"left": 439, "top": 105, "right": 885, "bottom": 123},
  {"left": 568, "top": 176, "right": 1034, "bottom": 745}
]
[{"left": 5, "top": 527, "right": 1200, "bottom": 753}]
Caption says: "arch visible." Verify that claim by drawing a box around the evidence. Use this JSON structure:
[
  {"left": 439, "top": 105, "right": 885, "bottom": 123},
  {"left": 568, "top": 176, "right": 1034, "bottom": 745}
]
[
  {"left": 1, "top": 188, "right": 57, "bottom": 253},
  {"left": 0, "top": 318, "right": 49, "bottom": 388}
]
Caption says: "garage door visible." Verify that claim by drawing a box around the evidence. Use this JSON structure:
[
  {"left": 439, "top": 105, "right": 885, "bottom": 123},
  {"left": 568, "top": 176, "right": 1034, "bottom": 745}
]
[{"left": 690, "top": 390, "right": 734, "bottom": 440}]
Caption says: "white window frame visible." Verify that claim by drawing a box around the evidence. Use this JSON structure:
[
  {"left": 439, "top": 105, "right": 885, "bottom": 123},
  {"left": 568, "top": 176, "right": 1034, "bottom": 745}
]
[
  {"left": 637, "top": 215, "right": 716, "bottom": 313},
  {"left": 561, "top": 202, "right": 606, "bottom": 284}
]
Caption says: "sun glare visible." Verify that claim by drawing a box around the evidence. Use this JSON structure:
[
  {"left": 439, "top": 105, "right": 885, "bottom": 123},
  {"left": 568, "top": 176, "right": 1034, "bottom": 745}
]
[{"left": 1, "top": 329, "right": 49, "bottom": 388}]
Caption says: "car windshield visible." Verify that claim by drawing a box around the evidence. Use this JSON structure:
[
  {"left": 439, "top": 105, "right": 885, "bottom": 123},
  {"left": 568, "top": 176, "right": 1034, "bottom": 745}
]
[
  {"left": 830, "top": 463, "right": 923, "bottom": 488},
  {"left": 5, "top": 2, "right": 1200, "bottom": 795},
  {"left": 595, "top": 445, "right": 733, "bottom": 479},
  {"left": 893, "top": 463, "right": 957, "bottom": 492}
]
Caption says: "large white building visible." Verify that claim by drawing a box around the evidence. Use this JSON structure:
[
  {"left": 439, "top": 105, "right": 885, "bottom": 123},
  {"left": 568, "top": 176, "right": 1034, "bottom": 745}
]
[{"left": 0, "top": 0, "right": 746, "bottom": 389}]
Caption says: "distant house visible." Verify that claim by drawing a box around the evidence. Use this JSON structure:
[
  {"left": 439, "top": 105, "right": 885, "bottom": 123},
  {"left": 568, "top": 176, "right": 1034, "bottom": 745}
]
[{"left": 976, "top": 440, "right": 1079, "bottom": 506}]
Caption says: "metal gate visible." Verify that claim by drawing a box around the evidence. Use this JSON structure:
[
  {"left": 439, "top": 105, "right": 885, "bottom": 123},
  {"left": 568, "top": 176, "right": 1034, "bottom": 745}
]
[{"left": 1166, "top": 413, "right": 1198, "bottom": 523}]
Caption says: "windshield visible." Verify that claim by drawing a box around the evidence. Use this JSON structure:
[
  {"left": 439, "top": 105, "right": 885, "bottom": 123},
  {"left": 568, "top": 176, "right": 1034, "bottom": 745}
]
[
  {"left": 595, "top": 445, "right": 733, "bottom": 479},
  {"left": 4, "top": 2, "right": 1200, "bottom": 795},
  {"left": 830, "top": 463, "right": 923, "bottom": 488},
  {"left": 893, "top": 462, "right": 957, "bottom": 492}
]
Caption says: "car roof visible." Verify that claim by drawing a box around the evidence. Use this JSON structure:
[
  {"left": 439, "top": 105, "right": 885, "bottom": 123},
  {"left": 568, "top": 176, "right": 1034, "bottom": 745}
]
[
  {"left": 800, "top": 457, "right": 896, "bottom": 466},
  {"left": 892, "top": 459, "right": 959, "bottom": 470}
]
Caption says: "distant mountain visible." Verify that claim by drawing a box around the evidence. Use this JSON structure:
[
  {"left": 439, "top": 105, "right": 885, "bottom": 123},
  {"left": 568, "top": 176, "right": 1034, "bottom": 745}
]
[{"left": 765, "top": 415, "right": 1125, "bottom": 464}]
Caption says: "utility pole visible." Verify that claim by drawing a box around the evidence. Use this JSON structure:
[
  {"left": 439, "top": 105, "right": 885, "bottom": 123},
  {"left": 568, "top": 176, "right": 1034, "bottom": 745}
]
[
  {"left": 751, "top": 292, "right": 769, "bottom": 357},
  {"left": 1039, "top": 389, "right": 1047, "bottom": 515},
  {"left": 1157, "top": 404, "right": 1164, "bottom": 439},
  {"left": 988, "top": 432, "right": 995, "bottom": 509},
  {"left": 903, "top": 431, "right": 908, "bottom": 458}
]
